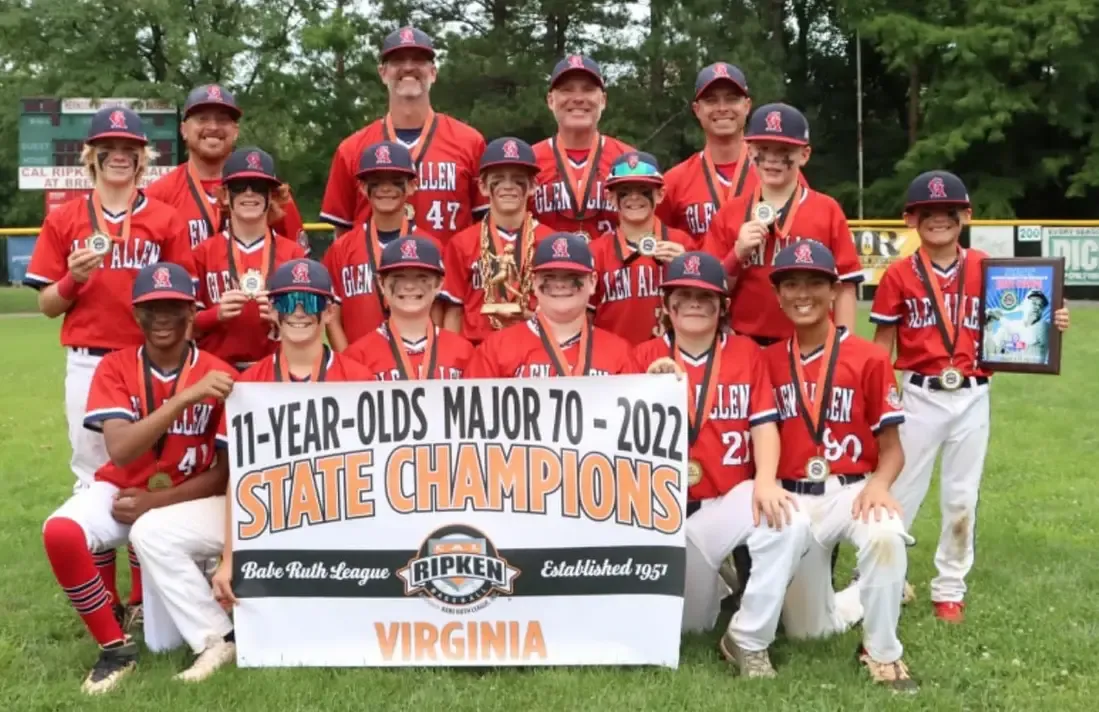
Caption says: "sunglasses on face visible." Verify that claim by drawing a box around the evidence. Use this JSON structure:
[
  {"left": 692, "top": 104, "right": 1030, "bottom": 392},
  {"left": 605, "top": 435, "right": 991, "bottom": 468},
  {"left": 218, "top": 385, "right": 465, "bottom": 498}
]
[
  {"left": 272, "top": 292, "right": 328, "bottom": 316},
  {"left": 227, "top": 179, "right": 274, "bottom": 197}
]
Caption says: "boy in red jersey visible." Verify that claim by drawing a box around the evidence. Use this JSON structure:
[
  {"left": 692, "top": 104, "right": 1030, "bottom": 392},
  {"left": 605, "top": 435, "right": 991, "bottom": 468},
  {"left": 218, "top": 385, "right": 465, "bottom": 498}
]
[
  {"left": 762, "top": 240, "right": 916, "bottom": 693},
  {"left": 345, "top": 236, "right": 473, "bottom": 378},
  {"left": 41, "top": 263, "right": 235, "bottom": 694},
  {"left": 192, "top": 148, "right": 306, "bottom": 370},
  {"left": 703, "top": 103, "right": 861, "bottom": 346},
  {"left": 145, "top": 84, "right": 307, "bottom": 250},
  {"left": 324, "top": 141, "right": 418, "bottom": 350},
  {"left": 466, "top": 233, "right": 635, "bottom": 377},
  {"left": 590, "top": 151, "right": 691, "bottom": 345},
  {"left": 531, "top": 55, "right": 634, "bottom": 239},
  {"left": 634, "top": 252, "right": 808, "bottom": 678},
  {"left": 320, "top": 27, "right": 486, "bottom": 244},
  {"left": 870, "top": 171, "right": 1070, "bottom": 622},
  {"left": 442, "top": 137, "right": 555, "bottom": 344}
]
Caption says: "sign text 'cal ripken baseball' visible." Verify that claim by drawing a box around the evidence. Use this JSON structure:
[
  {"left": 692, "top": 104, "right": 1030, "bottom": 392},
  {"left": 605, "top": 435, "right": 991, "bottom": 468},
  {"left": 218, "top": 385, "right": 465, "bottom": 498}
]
[{"left": 226, "top": 376, "right": 689, "bottom": 668}]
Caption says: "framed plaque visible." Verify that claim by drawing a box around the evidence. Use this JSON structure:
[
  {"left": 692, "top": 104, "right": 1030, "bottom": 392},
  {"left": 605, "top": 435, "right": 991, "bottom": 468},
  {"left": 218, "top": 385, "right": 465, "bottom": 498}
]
[{"left": 978, "top": 257, "right": 1064, "bottom": 374}]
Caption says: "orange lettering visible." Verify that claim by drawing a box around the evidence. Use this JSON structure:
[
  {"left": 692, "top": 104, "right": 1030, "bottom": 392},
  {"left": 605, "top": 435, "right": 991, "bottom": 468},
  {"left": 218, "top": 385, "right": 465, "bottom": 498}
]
[
  {"left": 315, "top": 455, "right": 343, "bottom": 522},
  {"left": 486, "top": 444, "right": 528, "bottom": 511},
  {"left": 236, "top": 470, "right": 268, "bottom": 539},
  {"left": 386, "top": 446, "right": 414, "bottom": 513},
  {"left": 261, "top": 465, "right": 291, "bottom": 532},
  {"left": 286, "top": 459, "right": 323, "bottom": 528},
  {"left": 452, "top": 443, "right": 489, "bottom": 510},
  {"left": 580, "top": 453, "right": 615, "bottom": 522},
  {"left": 614, "top": 457, "right": 651, "bottom": 528},
  {"left": 415, "top": 444, "right": 451, "bottom": 512},
  {"left": 652, "top": 464, "right": 682, "bottom": 535},
  {"left": 528, "top": 446, "right": 562, "bottom": 513},
  {"left": 345, "top": 450, "right": 375, "bottom": 519}
]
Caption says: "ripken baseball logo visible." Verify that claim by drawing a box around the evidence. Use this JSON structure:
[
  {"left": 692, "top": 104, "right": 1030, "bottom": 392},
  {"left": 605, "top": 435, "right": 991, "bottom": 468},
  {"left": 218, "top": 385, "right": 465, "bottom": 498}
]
[{"left": 397, "top": 525, "right": 520, "bottom": 613}]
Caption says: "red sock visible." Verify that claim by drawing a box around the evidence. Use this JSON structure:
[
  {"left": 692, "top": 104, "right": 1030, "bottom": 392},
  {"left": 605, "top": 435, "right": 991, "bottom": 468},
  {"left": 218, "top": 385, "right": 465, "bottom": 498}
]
[
  {"left": 127, "top": 545, "right": 142, "bottom": 605},
  {"left": 43, "top": 518, "right": 125, "bottom": 646},
  {"left": 91, "top": 549, "right": 119, "bottom": 606}
]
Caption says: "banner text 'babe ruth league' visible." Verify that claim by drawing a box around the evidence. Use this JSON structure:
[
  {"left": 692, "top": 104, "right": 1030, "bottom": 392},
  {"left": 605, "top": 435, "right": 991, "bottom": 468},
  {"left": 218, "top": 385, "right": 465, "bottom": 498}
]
[{"left": 225, "top": 376, "right": 689, "bottom": 668}]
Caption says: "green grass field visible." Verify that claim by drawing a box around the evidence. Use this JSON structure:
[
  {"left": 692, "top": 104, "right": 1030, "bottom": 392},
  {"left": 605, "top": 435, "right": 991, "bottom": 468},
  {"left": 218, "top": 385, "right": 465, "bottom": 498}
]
[
  {"left": 0, "top": 285, "right": 41, "bottom": 314},
  {"left": 2, "top": 312, "right": 1097, "bottom": 711}
]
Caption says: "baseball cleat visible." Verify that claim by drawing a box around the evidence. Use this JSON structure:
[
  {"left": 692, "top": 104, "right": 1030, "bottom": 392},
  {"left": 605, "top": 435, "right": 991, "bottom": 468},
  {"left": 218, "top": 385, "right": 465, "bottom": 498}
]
[
  {"left": 902, "top": 581, "right": 916, "bottom": 605},
  {"left": 857, "top": 646, "right": 918, "bottom": 694},
  {"left": 123, "top": 603, "right": 143, "bottom": 634},
  {"left": 933, "top": 601, "right": 964, "bottom": 623},
  {"left": 719, "top": 632, "right": 776, "bottom": 678},
  {"left": 81, "top": 637, "right": 138, "bottom": 695},
  {"left": 175, "top": 635, "right": 236, "bottom": 682}
]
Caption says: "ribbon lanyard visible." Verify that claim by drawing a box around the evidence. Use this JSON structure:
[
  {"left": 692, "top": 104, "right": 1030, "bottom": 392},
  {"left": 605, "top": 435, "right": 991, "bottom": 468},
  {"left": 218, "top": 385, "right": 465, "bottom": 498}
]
[
  {"left": 226, "top": 227, "right": 275, "bottom": 288},
  {"left": 184, "top": 162, "right": 220, "bottom": 236},
  {"left": 383, "top": 109, "right": 439, "bottom": 168},
  {"left": 88, "top": 189, "right": 139, "bottom": 243},
  {"left": 536, "top": 313, "right": 592, "bottom": 376},
  {"left": 700, "top": 146, "right": 751, "bottom": 209},
  {"left": 385, "top": 321, "right": 438, "bottom": 380},
  {"left": 914, "top": 249, "right": 966, "bottom": 358},
  {"left": 743, "top": 184, "right": 802, "bottom": 262},
  {"left": 137, "top": 344, "right": 193, "bottom": 460},
  {"left": 788, "top": 325, "right": 840, "bottom": 454},
  {"left": 275, "top": 346, "right": 330, "bottom": 382},
  {"left": 670, "top": 333, "right": 723, "bottom": 445},
  {"left": 550, "top": 133, "right": 603, "bottom": 221}
]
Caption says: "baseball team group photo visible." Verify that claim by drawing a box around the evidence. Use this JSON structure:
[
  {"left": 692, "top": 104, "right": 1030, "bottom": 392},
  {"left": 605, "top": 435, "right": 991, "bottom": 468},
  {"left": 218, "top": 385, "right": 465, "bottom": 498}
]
[{"left": 3, "top": 2, "right": 1098, "bottom": 711}]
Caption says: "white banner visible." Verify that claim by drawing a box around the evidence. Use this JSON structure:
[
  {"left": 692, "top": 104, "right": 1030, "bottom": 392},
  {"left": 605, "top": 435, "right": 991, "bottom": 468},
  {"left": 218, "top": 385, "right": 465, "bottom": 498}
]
[
  {"left": 226, "top": 376, "right": 689, "bottom": 668},
  {"left": 970, "top": 226, "right": 1015, "bottom": 258},
  {"left": 18, "top": 165, "right": 174, "bottom": 190}
]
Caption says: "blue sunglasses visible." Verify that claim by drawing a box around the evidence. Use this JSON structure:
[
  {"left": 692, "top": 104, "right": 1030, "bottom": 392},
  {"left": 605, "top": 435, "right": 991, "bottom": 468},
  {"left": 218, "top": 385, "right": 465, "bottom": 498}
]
[
  {"left": 272, "top": 292, "right": 328, "bottom": 316},
  {"left": 610, "top": 161, "right": 661, "bottom": 179}
]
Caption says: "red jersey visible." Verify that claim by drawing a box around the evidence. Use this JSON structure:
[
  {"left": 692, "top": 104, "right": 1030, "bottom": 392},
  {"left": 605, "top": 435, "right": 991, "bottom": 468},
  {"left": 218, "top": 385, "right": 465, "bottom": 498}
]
[
  {"left": 344, "top": 324, "right": 474, "bottom": 380},
  {"left": 319, "top": 114, "right": 487, "bottom": 245},
  {"left": 870, "top": 248, "right": 988, "bottom": 377},
  {"left": 703, "top": 186, "right": 863, "bottom": 341},
  {"left": 590, "top": 224, "right": 695, "bottom": 345},
  {"left": 531, "top": 134, "right": 635, "bottom": 240},
  {"left": 323, "top": 220, "right": 418, "bottom": 346},
  {"left": 83, "top": 346, "right": 234, "bottom": 489},
  {"left": 24, "top": 193, "right": 196, "bottom": 351},
  {"left": 657, "top": 151, "right": 758, "bottom": 241},
  {"left": 441, "top": 216, "right": 556, "bottom": 344},
  {"left": 465, "top": 318, "right": 637, "bottom": 378},
  {"left": 763, "top": 328, "right": 904, "bottom": 480},
  {"left": 144, "top": 163, "right": 307, "bottom": 250},
  {"left": 192, "top": 231, "right": 307, "bottom": 367},
  {"left": 634, "top": 333, "right": 779, "bottom": 500}
]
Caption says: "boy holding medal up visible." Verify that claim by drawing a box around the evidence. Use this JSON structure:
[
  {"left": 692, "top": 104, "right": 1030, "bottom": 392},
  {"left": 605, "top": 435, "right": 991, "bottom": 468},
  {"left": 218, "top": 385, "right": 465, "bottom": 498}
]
[
  {"left": 323, "top": 141, "right": 418, "bottom": 350},
  {"left": 590, "top": 152, "right": 692, "bottom": 345},
  {"left": 192, "top": 148, "right": 306, "bottom": 370}
]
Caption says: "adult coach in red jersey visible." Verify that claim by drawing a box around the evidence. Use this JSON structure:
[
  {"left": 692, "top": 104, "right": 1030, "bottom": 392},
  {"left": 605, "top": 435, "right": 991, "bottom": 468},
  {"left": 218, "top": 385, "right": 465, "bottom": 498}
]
[
  {"left": 590, "top": 152, "right": 690, "bottom": 345},
  {"left": 345, "top": 236, "right": 473, "bottom": 379},
  {"left": 531, "top": 55, "right": 634, "bottom": 240},
  {"left": 42, "top": 263, "right": 235, "bottom": 694},
  {"left": 145, "top": 84, "right": 306, "bottom": 250},
  {"left": 703, "top": 103, "right": 861, "bottom": 346},
  {"left": 320, "top": 27, "right": 486, "bottom": 244},
  {"left": 442, "top": 137, "right": 555, "bottom": 344},
  {"left": 324, "top": 141, "right": 418, "bottom": 350},
  {"left": 192, "top": 148, "right": 307, "bottom": 370},
  {"left": 634, "top": 252, "right": 808, "bottom": 678},
  {"left": 466, "top": 233, "right": 635, "bottom": 377},
  {"left": 761, "top": 240, "right": 916, "bottom": 693}
]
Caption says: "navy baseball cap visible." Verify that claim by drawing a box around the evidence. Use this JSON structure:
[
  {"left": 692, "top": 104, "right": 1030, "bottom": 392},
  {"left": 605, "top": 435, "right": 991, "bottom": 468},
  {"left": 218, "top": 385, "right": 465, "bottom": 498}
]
[
  {"left": 183, "top": 84, "right": 241, "bottom": 120},
  {"left": 87, "top": 107, "right": 147, "bottom": 145},
  {"left": 533, "top": 233, "right": 594, "bottom": 273},
  {"left": 378, "top": 236, "right": 444, "bottom": 274},
  {"left": 745, "top": 103, "right": 810, "bottom": 146},
  {"left": 357, "top": 141, "right": 417, "bottom": 179},
  {"left": 605, "top": 151, "right": 664, "bottom": 188},
  {"left": 769, "top": 240, "right": 838, "bottom": 285},
  {"left": 694, "top": 62, "right": 749, "bottom": 99},
  {"left": 267, "top": 259, "right": 334, "bottom": 298},
  {"left": 550, "top": 55, "right": 604, "bottom": 89},
  {"left": 904, "top": 170, "right": 971, "bottom": 211},
  {"left": 661, "top": 252, "right": 728, "bottom": 295},
  {"left": 480, "top": 137, "right": 539, "bottom": 174},
  {"left": 132, "top": 263, "right": 195, "bottom": 305},
  {"left": 223, "top": 147, "right": 280, "bottom": 184},
  {"left": 381, "top": 27, "right": 435, "bottom": 60}
]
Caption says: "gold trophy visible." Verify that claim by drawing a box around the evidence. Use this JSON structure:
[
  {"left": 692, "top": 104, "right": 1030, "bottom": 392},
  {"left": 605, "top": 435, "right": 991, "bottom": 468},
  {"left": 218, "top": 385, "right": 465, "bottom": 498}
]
[{"left": 480, "top": 221, "right": 536, "bottom": 329}]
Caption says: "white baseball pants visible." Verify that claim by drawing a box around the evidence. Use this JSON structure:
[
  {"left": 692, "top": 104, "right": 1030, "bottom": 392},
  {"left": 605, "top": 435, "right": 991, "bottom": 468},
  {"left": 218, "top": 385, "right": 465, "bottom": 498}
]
[
  {"left": 682, "top": 480, "right": 812, "bottom": 652},
  {"left": 780, "top": 477, "right": 913, "bottom": 664},
  {"left": 45, "top": 481, "right": 129, "bottom": 549},
  {"left": 891, "top": 373, "right": 990, "bottom": 603},
  {"left": 65, "top": 348, "right": 110, "bottom": 491},
  {"left": 129, "top": 496, "right": 232, "bottom": 654}
]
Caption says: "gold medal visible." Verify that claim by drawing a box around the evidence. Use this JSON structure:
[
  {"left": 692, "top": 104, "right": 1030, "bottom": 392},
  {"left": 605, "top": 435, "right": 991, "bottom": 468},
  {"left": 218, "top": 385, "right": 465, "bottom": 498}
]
[
  {"left": 637, "top": 235, "right": 658, "bottom": 256},
  {"left": 88, "top": 232, "right": 112, "bottom": 256},
  {"left": 939, "top": 366, "right": 964, "bottom": 391},
  {"left": 687, "top": 459, "right": 703, "bottom": 487},
  {"left": 752, "top": 202, "right": 776, "bottom": 227},
  {"left": 805, "top": 456, "right": 830, "bottom": 482},
  {"left": 404, "top": 203, "right": 415, "bottom": 220},
  {"left": 147, "top": 472, "right": 174, "bottom": 491},
  {"left": 239, "top": 269, "right": 265, "bottom": 297}
]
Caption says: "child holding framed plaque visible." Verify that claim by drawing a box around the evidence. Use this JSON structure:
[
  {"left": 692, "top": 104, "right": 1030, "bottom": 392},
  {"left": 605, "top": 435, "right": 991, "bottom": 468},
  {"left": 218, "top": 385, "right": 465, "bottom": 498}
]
[{"left": 869, "top": 170, "right": 1070, "bottom": 624}]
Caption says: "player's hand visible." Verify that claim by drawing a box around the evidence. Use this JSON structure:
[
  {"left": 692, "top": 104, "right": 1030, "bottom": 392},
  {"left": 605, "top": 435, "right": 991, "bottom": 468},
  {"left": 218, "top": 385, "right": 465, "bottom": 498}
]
[
  {"left": 67, "top": 248, "right": 104, "bottom": 283},
  {"left": 255, "top": 292, "right": 278, "bottom": 325},
  {"left": 652, "top": 241, "right": 686, "bottom": 263},
  {"left": 1054, "top": 305, "right": 1070, "bottom": 331},
  {"left": 217, "top": 290, "right": 249, "bottom": 321},
  {"left": 734, "top": 222, "right": 767, "bottom": 260},
  {"left": 851, "top": 480, "right": 903, "bottom": 523},
  {"left": 212, "top": 558, "right": 238, "bottom": 609},
  {"left": 111, "top": 488, "right": 155, "bottom": 525},
  {"left": 752, "top": 481, "right": 799, "bottom": 530},
  {"left": 646, "top": 357, "right": 685, "bottom": 380},
  {"left": 181, "top": 370, "right": 235, "bottom": 405}
]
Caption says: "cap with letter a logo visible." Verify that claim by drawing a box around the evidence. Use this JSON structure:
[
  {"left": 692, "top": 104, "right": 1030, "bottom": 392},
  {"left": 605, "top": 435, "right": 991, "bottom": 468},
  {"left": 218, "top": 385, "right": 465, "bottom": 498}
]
[
  {"left": 222, "top": 146, "right": 280, "bottom": 184},
  {"left": 183, "top": 83, "right": 242, "bottom": 120},
  {"left": 661, "top": 252, "right": 728, "bottom": 295},
  {"left": 769, "top": 239, "right": 838, "bottom": 285},
  {"left": 86, "top": 106, "right": 147, "bottom": 145},
  {"left": 533, "top": 232, "right": 594, "bottom": 273},
  {"left": 357, "top": 140, "right": 416, "bottom": 179},
  {"left": 131, "top": 263, "right": 196, "bottom": 304},
  {"left": 378, "top": 235, "right": 445, "bottom": 275},
  {"left": 745, "top": 103, "right": 810, "bottom": 146},
  {"left": 549, "top": 54, "right": 605, "bottom": 89},
  {"left": 479, "top": 136, "right": 539, "bottom": 174},
  {"left": 904, "top": 170, "right": 971, "bottom": 212},
  {"left": 267, "top": 258, "right": 334, "bottom": 298},
  {"left": 381, "top": 26, "right": 436, "bottom": 60},
  {"left": 694, "top": 61, "right": 749, "bottom": 99}
]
